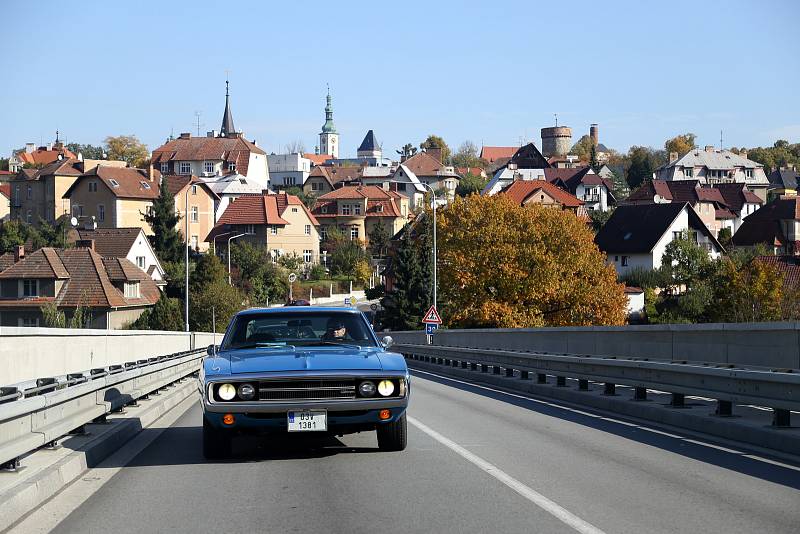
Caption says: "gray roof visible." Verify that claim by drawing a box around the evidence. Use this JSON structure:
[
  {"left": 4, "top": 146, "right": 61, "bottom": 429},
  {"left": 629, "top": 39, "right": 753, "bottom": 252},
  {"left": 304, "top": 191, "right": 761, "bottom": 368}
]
[
  {"left": 768, "top": 169, "right": 799, "bottom": 189},
  {"left": 358, "top": 130, "right": 379, "bottom": 152},
  {"left": 659, "top": 149, "right": 762, "bottom": 171}
]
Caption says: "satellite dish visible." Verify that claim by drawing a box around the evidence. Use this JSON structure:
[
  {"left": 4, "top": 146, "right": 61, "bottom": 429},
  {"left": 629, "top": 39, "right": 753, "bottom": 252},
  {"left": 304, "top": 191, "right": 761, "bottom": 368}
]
[{"left": 70, "top": 216, "right": 79, "bottom": 227}]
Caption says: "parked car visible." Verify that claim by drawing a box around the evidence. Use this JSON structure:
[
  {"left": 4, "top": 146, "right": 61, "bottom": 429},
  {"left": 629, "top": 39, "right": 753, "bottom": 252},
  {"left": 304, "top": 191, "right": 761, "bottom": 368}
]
[
  {"left": 284, "top": 299, "right": 311, "bottom": 306},
  {"left": 199, "top": 307, "right": 409, "bottom": 458}
]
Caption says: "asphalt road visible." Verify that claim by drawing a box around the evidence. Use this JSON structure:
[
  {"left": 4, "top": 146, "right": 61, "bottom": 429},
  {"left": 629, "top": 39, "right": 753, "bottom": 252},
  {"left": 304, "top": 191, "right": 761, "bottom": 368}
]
[{"left": 46, "top": 370, "right": 800, "bottom": 534}]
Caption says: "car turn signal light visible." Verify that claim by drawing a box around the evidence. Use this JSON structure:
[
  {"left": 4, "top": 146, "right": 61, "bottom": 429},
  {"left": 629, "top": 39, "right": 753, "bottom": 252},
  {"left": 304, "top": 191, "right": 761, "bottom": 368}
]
[
  {"left": 222, "top": 413, "right": 235, "bottom": 425},
  {"left": 379, "top": 409, "right": 391, "bottom": 420}
]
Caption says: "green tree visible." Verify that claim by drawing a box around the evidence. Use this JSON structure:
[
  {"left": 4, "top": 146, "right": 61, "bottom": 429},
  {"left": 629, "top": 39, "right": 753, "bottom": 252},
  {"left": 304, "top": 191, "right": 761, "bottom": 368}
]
[
  {"left": 0, "top": 220, "right": 27, "bottom": 253},
  {"left": 191, "top": 253, "right": 228, "bottom": 292},
  {"left": 455, "top": 172, "right": 489, "bottom": 197},
  {"left": 380, "top": 226, "right": 431, "bottom": 330},
  {"left": 664, "top": 133, "right": 697, "bottom": 157},
  {"left": 451, "top": 141, "right": 486, "bottom": 169},
  {"left": 626, "top": 146, "right": 664, "bottom": 189},
  {"left": 41, "top": 302, "right": 66, "bottom": 328},
  {"left": 588, "top": 208, "right": 613, "bottom": 233},
  {"left": 0, "top": 158, "right": 9, "bottom": 171},
  {"left": 569, "top": 135, "right": 593, "bottom": 161},
  {"left": 148, "top": 295, "right": 184, "bottom": 330},
  {"left": 144, "top": 176, "right": 184, "bottom": 264},
  {"left": 230, "top": 242, "right": 287, "bottom": 305},
  {"left": 189, "top": 253, "right": 244, "bottom": 331},
  {"left": 419, "top": 135, "right": 451, "bottom": 163},
  {"left": 66, "top": 143, "right": 104, "bottom": 159},
  {"left": 396, "top": 143, "right": 418, "bottom": 159},
  {"left": 661, "top": 231, "right": 711, "bottom": 289},
  {"left": 37, "top": 217, "right": 70, "bottom": 249},
  {"left": 331, "top": 239, "right": 369, "bottom": 278},
  {"left": 368, "top": 222, "right": 391, "bottom": 258},
  {"left": 68, "top": 292, "right": 92, "bottom": 328},
  {"left": 104, "top": 135, "right": 149, "bottom": 167},
  {"left": 284, "top": 186, "right": 317, "bottom": 210}
]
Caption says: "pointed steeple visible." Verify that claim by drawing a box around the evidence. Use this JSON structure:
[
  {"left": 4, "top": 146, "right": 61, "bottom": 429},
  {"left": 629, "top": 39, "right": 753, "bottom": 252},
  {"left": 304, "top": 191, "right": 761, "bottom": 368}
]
[
  {"left": 321, "top": 85, "right": 337, "bottom": 134},
  {"left": 220, "top": 79, "right": 236, "bottom": 137}
]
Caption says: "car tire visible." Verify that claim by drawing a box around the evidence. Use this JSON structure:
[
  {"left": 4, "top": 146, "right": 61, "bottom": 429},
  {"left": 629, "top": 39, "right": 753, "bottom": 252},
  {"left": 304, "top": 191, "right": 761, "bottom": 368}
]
[
  {"left": 377, "top": 413, "right": 407, "bottom": 451},
  {"left": 203, "top": 417, "right": 232, "bottom": 459}
]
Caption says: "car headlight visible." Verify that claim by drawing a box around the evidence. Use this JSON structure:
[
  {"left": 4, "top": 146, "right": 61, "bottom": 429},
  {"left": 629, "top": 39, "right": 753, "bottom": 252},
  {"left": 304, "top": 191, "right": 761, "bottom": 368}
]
[
  {"left": 217, "top": 383, "right": 236, "bottom": 401},
  {"left": 359, "top": 381, "right": 376, "bottom": 397},
  {"left": 377, "top": 379, "right": 395, "bottom": 397},
  {"left": 237, "top": 383, "right": 255, "bottom": 400}
]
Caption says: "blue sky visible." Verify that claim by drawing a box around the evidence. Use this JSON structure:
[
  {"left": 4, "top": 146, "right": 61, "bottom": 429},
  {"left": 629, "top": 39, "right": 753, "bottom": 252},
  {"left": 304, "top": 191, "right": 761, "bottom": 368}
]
[{"left": 2, "top": 0, "right": 798, "bottom": 159}]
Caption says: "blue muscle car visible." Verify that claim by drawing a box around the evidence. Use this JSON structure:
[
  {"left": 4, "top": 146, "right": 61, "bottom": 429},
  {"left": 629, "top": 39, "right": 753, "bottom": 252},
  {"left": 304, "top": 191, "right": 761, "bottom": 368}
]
[{"left": 199, "top": 307, "right": 409, "bottom": 459}]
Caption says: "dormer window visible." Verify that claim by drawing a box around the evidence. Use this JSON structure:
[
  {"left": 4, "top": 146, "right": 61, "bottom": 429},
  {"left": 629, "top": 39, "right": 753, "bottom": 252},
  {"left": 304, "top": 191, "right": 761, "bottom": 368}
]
[
  {"left": 204, "top": 162, "right": 214, "bottom": 174},
  {"left": 124, "top": 282, "right": 140, "bottom": 298},
  {"left": 228, "top": 163, "right": 236, "bottom": 173},
  {"left": 179, "top": 162, "right": 191, "bottom": 175},
  {"left": 109, "top": 179, "right": 120, "bottom": 188},
  {"left": 140, "top": 181, "right": 151, "bottom": 189},
  {"left": 160, "top": 162, "right": 169, "bottom": 173},
  {"left": 376, "top": 204, "right": 384, "bottom": 213}
]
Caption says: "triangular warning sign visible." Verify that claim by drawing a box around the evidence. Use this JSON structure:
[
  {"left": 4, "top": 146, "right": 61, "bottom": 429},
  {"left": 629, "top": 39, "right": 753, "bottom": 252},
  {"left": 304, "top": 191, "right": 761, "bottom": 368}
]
[{"left": 422, "top": 305, "right": 442, "bottom": 324}]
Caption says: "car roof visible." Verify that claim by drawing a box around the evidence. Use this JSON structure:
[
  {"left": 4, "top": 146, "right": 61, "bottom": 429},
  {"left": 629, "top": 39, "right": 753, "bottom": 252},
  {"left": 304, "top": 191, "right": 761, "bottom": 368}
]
[{"left": 236, "top": 306, "right": 364, "bottom": 316}]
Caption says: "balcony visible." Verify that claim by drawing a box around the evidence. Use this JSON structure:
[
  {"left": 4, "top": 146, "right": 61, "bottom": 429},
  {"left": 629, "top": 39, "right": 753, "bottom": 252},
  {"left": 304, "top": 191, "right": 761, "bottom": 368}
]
[{"left": 583, "top": 194, "right": 600, "bottom": 203}]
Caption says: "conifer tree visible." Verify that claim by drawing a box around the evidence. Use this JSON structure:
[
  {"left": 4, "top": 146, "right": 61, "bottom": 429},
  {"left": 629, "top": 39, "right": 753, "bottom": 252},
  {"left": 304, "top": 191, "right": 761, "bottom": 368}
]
[
  {"left": 144, "top": 176, "right": 183, "bottom": 263},
  {"left": 380, "top": 221, "right": 432, "bottom": 330}
]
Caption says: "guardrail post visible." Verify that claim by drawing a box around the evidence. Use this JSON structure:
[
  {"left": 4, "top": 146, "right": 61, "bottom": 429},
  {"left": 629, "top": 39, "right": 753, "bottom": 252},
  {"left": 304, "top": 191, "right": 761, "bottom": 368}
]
[
  {"left": 772, "top": 409, "right": 791, "bottom": 427},
  {"left": 493, "top": 365, "right": 501, "bottom": 375},
  {"left": 670, "top": 393, "right": 685, "bottom": 408},
  {"left": 33, "top": 377, "right": 57, "bottom": 396},
  {"left": 461, "top": 361, "right": 468, "bottom": 369},
  {"left": 452, "top": 359, "right": 459, "bottom": 368},
  {"left": 1, "top": 457, "right": 20, "bottom": 472},
  {"left": 578, "top": 379, "right": 589, "bottom": 391},
  {"left": 537, "top": 373, "right": 547, "bottom": 384},
  {"left": 0, "top": 386, "right": 19, "bottom": 405},
  {"left": 556, "top": 376, "right": 566, "bottom": 387},
  {"left": 603, "top": 383, "right": 616, "bottom": 396},
  {"left": 715, "top": 400, "right": 733, "bottom": 417},
  {"left": 505, "top": 368, "right": 514, "bottom": 378},
  {"left": 633, "top": 387, "right": 648, "bottom": 401},
  {"left": 520, "top": 370, "right": 529, "bottom": 380},
  {"left": 481, "top": 364, "right": 489, "bottom": 373},
  {"left": 470, "top": 362, "right": 478, "bottom": 371}
]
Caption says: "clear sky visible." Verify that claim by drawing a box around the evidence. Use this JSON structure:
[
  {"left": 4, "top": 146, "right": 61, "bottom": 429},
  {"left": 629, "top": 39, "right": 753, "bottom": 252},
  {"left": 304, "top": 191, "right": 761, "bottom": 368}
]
[{"left": 2, "top": 0, "right": 798, "bottom": 159}]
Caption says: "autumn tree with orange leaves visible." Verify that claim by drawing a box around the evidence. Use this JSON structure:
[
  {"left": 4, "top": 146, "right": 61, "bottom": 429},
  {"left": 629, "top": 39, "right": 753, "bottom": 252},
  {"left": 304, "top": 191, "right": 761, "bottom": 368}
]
[{"left": 437, "top": 195, "right": 627, "bottom": 328}]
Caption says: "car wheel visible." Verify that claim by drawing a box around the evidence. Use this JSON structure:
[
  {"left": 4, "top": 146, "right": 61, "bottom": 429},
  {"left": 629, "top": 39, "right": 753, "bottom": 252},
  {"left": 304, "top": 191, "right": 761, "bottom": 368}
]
[
  {"left": 377, "top": 413, "right": 407, "bottom": 451},
  {"left": 203, "top": 416, "right": 232, "bottom": 459}
]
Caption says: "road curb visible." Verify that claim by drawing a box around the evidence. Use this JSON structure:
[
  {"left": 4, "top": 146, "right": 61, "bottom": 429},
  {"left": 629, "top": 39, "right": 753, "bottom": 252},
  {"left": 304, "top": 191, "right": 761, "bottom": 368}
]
[
  {"left": 0, "top": 377, "right": 197, "bottom": 533},
  {"left": 409, "top": 360, "right": 800, "bottom": 459}
]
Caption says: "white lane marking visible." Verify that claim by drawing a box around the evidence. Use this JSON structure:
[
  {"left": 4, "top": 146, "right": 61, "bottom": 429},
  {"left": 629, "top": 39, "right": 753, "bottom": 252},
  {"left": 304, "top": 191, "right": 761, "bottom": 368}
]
[
  {"left": 408, "top": 416, "right": 606, "bottom": 534},
  {"left": 411, "top": 368, "right": 800, "bottom": 471}
]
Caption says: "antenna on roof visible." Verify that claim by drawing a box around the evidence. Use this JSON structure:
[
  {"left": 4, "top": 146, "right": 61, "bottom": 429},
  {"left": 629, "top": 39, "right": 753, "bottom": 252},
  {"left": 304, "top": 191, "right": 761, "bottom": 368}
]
[
  {"left": 554, "top": 113, "right": 558, "bottom": 127},
  {"left": 194, "top": 111, "right": 204, "bottom": 137},
  {"left": 720, "top": 130, "right": 723, "bottom": 151}
]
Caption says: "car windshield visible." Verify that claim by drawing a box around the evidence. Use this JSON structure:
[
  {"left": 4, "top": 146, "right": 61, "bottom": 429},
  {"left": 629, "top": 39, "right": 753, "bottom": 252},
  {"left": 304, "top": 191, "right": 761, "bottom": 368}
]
[{"left": 222, "top": 311, "right": 377, "bottom": 350}]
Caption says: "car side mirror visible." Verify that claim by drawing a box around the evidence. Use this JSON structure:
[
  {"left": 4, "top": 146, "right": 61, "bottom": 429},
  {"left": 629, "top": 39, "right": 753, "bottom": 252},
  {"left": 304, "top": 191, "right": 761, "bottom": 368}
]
[
  {"left": 207, "top": 344, "right": 219, "bottom": 356},
  {"left": 382, "top": 336, "right": 393, "bottom": 348}
]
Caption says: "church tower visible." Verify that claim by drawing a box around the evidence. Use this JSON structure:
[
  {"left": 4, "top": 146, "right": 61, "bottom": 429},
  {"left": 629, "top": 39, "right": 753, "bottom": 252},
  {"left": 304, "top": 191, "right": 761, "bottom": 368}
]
[
  {"left": 319, "top": 87, "right": 339, "bottom": 158},
  {"left": 219, "top": 79, "right": 236, "bottom": 137}
]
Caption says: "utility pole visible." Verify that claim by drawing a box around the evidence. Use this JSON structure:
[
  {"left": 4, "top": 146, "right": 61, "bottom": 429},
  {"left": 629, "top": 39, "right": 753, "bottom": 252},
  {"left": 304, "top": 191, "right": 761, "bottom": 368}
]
[{"left": 184, "top": 191, "right": 189, "bottom": 332}]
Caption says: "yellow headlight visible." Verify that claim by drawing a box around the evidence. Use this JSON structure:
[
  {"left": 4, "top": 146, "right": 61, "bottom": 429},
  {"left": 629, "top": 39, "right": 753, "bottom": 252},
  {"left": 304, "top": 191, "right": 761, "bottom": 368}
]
[
  {"left": 377, "top": 380, "right": 395, "bottom": 397},
  {"left": 218, "top": 383, "right": 236, "bottom": 401}
]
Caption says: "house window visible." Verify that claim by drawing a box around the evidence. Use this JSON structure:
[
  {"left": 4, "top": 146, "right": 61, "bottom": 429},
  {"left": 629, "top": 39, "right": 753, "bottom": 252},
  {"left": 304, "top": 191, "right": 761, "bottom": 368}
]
[
  {"left": 88, "top": 181, "right": 98, "bottom": 192},
  {"left": 397, "top": 183, "right": 406, "bottom": 192},
  {"left": 244, "top": 224, "right": 255, "bottom": 235},
  {"left": 72, "top": 204, "right": 83, "bottom": 217},
  {"left": 292, "top": 207, "right": 298, "bottom": 213},
  {"left": 614, "top": 255, "right": 619, "bottom": 262},
  {"left": 321, "top": 205, "right": 328, "bottom": 214},
  {"left": 745, "top": 169, "right": 753, "bottom": 179},
  {"left": 179, "top": 162, "right": 191, "bottom": 174},
  {"left": 621, "top": 256, "right": 629, "bottom": 266},
  {"left": 320, "top": 226, "right": 328, "bottom": 240},
  {"left": 342, "top": 204, "right": 351, "bottom": 216},
  {"left": 124, "top": 282, "right": 140, "bottom": 298},
  {"left": 145, "top": 205, "right": 154, "bottom": 217},
  {"left": 191, "top": 206, "right": 198, "bottom": 222},
  {"left": 23, "top": 279, "right": 38, "bottom": 297},
  {"left": 19, "top": 317, "right": 39, "bottom": 327},
  {"left": 136, "top": 256, "right": 146, "bottom": 269},
  {"left": 354, "top": 204, "right": 362, "bottom": 215},
  {"left": 311, "top": 182, "right": 321, "bottom": 191},
  {"left": 270, "top": 225, "right": 278, "bottom": 235},
  {"left": 160, "top": 162, "right": 169, "bottom": 173},
  {"left": 27, "top": 185, "right": 32, "bottom": 199},
  {"left": 26, "top": 210, "right": 32, "bottom": 223},
  {"left": 684, "top": 167, "right": 693, "bottom": 178},
  {"left": 192, "top": 185, "right": 198, "bottom": 195},
  {"left": 109, "top": 179, "right": 120, "bottom": 188},
  {"left": 350, "top": 226, "right": 358, "bottom": 240},
  {"left": 285, "top": 177, "right": 297, "bottom": 186},
  {"left": 672, "top": 231, "right": 683, "bottom": 241},
  {"left": 376, "top": 204, "right": 384, "bottom": 213},
  {"left": 190, "top": 235, "right": 198, "bottom": 250},
  {"left": 228, "top": 163, "right": 236, "bottom": 173},
  {"left": 303, "top": 249, "right": 312, "bottom": 263},
  {"left": 97, "top": 204, "right": 105, "bottom": 222},
  {"left": 305, "top": 224, "right": 311, "bottom": 235},
  {"left": 204, "top": 162, "right": 214, "bottom": 174}
]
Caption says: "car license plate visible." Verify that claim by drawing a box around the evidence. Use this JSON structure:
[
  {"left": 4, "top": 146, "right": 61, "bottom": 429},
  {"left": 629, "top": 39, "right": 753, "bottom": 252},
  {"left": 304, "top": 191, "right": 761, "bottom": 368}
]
[{"left": 287, "top": 410, "right": 327, "bottom": 432}]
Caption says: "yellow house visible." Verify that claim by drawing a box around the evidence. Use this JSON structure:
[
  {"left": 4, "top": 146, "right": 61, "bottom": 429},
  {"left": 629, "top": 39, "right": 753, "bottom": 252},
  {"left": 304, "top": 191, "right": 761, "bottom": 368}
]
[
  {"left": 207, "top": 192, "right": 320, "bottom": 263},
  {"left": 311, "top": 185, "right": 410, "bottom": 243},
  {"left": 9, "top": 158, "right": 82, "bottom": 224},
  {"left": 63, "top": 168, "right": 218, "bottom": 252}
]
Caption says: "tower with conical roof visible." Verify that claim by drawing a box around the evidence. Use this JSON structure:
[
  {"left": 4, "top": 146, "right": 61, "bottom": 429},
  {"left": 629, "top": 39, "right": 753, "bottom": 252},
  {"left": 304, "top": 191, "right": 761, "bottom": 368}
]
[
  {"left": 319, "top": 86, "right": 339, "bottom": 158},
  {"left": 220, "top": 79, "right": 236, "bottom": 137}
]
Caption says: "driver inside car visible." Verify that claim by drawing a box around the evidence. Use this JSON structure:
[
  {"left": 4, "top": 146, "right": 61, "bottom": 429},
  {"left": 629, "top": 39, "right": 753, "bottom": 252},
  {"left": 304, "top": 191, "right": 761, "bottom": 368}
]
[{"left": 322, "top": 317, "right": 349, "bottom": 341}]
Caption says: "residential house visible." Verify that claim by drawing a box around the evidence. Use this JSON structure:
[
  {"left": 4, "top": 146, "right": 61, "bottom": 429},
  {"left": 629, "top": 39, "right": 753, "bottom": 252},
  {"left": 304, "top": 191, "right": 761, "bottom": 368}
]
[
  {"left": 267, "top": 153, "right": 312, "bottom": 189},
  {"left": 74, "top": 227, "right": 166, "bottom": 282},
  {"left": 547, "top": 155, "right": 585, "bottom": 169},
  {"left": 479, "top": 146, "right": 518, "bottom": 171},
  {"left": 63, "top": 168, "right": 217, "bottom": 252},
  {"left": 8, "top": 136, "right": 76, "bottom": 173},
  {"left": 625, "top": 180, "right": 762, "bottom": 236},
  {"left": 654, "top": 147, "right": 770, "bottom": 201},
  {"left": 303, "top": 153, "right": 331, "bottom": 166},
  {"left": 207, "top": 192, "right": 320, "bottom": 264},
  {"left": 303, "top": 165, "right": 363, "bottom": 196},
  {"left": 0, "top": 183, "right": 9, "bottom": 222},
  {"left": 732, "top": 196, "right": 800, "bottom": 255},
  {"left": 482, "top": 143, "right": 552, "bottom": 195},
  {"left": 594, "top": 203, "right": 723, "bottom": 276},
  {"left": 500, "top": 179, "right": 588, "bottom": 220},
  {"left": 767, "top": 166, "right": 798, "bottom": 200},
  {"left": 544, "top": 167, "right": 615, "bottom": 212},
  {"left": 9, "top": 157, "right": 82, "bottom": 224},
  {"left": 203, "top": 173, "right": 271, "bottom": 223},
  {"left": 312, "top": 185, "right": 410, "bottom": 245},
  {"left": 0, "top": 245, "right": 159, "bottom": 328},
  {"left": 392, "top": 150, "right": 460, "bottom": 203}
]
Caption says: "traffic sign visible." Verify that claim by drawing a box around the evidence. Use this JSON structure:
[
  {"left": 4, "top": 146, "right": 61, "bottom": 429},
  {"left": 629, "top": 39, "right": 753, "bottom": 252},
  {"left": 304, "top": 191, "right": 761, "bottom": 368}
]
[
  {"left": 422, "top": 305, "right": 442, "bottom": 325},
  {"left": 288, "top": 273, "right": 297, "bottom": 283},
  {"left": 425, "top": 323, "right": 438, "bottom": 335},
  {"left": 344, "top": 296, "right": 357, "bottom": 307}
]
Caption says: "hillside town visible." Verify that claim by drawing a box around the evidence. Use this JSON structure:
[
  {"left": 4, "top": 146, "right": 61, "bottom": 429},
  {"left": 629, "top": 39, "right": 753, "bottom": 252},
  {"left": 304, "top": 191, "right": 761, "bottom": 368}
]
[{"left": 1, "top": 81, "right": 799, "bottom": 330}]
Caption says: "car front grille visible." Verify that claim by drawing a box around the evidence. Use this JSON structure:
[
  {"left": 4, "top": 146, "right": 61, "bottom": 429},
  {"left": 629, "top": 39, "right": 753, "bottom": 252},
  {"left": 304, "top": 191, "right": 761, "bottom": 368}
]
[{"left": 257, "top": 379, "right": 356, "bottom": 401}]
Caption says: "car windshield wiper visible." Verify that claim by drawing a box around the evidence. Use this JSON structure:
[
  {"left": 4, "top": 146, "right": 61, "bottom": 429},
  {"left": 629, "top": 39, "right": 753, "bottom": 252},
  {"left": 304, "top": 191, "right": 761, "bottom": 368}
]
[{"left": 227, "top": 343, "right": 295, "bottom": 351}]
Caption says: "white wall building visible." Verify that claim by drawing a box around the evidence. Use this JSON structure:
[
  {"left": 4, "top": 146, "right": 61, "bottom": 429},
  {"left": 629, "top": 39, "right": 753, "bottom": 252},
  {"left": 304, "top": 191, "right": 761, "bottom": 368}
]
[{"left": 268, "top": 153, "right": 312, "bottom": 188}]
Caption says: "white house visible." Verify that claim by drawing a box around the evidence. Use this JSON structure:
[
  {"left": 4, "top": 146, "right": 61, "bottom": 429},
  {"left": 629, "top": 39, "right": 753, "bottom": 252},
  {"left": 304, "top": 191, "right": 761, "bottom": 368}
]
[
  {"left": 202, "top": 173, "right": 271, "bottom": 223},
  {"left": 75, "top": 227, "right": 166, "bottom": 283},
  {"left": 267, "top": 153, "right": 312, "bottom": 188},
  {"left": 594, "top": 202, "right": 723, "bottom": 277}
]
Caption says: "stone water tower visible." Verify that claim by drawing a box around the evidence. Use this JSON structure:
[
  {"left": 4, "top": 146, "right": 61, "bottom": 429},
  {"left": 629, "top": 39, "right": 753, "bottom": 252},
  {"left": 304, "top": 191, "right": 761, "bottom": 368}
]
[{"left": 540, "top": 126, "right": 572, "bottom": 158}]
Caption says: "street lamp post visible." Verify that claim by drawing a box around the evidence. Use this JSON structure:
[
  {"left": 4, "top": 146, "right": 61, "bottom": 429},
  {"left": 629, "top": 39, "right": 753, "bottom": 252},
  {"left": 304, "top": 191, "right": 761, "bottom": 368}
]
[
  {"left": 227, "top": 233, "right": 252, "bottom": 285},
  {"left": 387, "top": 180, "right": 437, "bottom": 310}
]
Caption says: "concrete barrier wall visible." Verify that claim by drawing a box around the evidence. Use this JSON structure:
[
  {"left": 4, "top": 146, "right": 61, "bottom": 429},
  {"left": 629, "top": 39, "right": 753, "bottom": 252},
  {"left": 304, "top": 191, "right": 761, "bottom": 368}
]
[
  {"left": 388, "top": 322, "right": 800, "bottom": 370},
  {"left": 0, "top": 327, "right": 217, "bottom": 386}
]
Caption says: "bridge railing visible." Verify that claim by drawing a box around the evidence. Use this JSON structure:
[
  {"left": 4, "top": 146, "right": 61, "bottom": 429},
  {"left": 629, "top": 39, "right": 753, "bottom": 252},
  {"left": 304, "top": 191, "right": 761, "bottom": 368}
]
[
  {"left": 0, "top": 347, "right": 205, "bottom": 471},
  {"left": 393, "top": 325, "right": 800, "bottom": 428}
]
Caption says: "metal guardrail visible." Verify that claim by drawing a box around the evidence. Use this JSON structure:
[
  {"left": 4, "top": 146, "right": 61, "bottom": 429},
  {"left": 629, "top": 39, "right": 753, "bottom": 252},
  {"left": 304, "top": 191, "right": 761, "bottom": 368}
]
[
  {"left": 395, "top": 343, "right": 800, "bottom": 427},
  {"left": 0, "top": 348, "right": 205, "bottom": 471}
]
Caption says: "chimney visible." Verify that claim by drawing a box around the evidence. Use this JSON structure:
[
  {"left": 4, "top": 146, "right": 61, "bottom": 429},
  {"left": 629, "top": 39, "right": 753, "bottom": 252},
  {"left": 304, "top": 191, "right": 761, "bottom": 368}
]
[
  {"left": 148, "top": 163, "right": 155, "bottom": 181},
  {"left": 206, "top": 130, "right": 217, "bottom": 138},
  {"left": 179, "top": 132, "right": 191, "bottom": 139},
  {"left": 426, "top": 148, "right": 442, "bottom": 163},
  {"left": 76, "top": 239, "right": 95, "bottom": 250},
  {"left": 590, "top": 124, "right": 599, "bottom": 146},
  {"left": 705, "top": 145, "right": 715, "bottom": 153},
  {"left": 25, "top": 143, "right": 35, "bottom": 153},
  {"left": 14, "top": 245, "right": 24, "bottom": 262},
  {"left": 669, "top": 152, "right": 678, "bottom": 163},
  {"left": 740, "top": 149, "right": 748, "bottom": 160}
]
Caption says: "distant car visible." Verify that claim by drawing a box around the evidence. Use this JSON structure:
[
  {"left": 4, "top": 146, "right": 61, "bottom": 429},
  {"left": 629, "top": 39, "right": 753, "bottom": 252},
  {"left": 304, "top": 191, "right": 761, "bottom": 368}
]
[
  {"left": 199, "top": 307, "right": 409, "bottom": 458},
  {"left": 284, "top": 299, "right": 311, "bottom": 306}
]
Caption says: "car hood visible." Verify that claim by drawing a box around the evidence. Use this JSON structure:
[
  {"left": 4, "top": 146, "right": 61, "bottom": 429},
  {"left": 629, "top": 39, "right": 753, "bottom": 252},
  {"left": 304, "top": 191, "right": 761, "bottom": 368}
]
[{"left": 224, "top": 347, "right": 386, "bottom": 374}]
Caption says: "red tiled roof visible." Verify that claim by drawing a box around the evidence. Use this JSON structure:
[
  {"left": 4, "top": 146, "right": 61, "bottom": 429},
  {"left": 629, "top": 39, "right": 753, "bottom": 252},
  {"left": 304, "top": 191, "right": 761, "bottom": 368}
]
[
  {"left": 162, "top": 174, "right": 219, "bottom": 200},
  {"left": 11, "top": 158, "right": 83, "bottom": 182},
  {"left": 303, "top": 153, "right": 330, "bottom": 166},
  {"left": 307, "top": 165, "right": 363, "bottom": 187},
  {"left": 75, "top": 228, "right": 143, "bottom": 258},
  {"left": 317, "top": 185, "right": 400, "bottom": 200},
  {"left": 0, "top": 183, "right": 10, "bottom": 199},
  {"left": 15, "top": 146, "right": 76, "bottom": 166},
  {"left": 216, "top": 194, "right": 289, "bottom": 226},
  {"left": 151, "top": 135, "right": 265, "bottom": 177},
  {"left": 502, "top": 180, "right": 584, "bottom": 208},
  {"left": 757, "top": 256, "right": 800, "bottom": 289},
  {"left": 0, "top": 248, "right": 69, "bottom": 279},
  {"left": 456, "top": 167, "right": 485, "bottom": 177},
  {"left": 480, "top": 146, "right": 518, "bottom": 163},
  {"left": 401, "top": 151, "right": 450, "bottom": 176},
  {"left": 63, "top": 166, "right": 161, "bottom": 200},
  {"left": 313, "top": 186, "right": 404, "bottom": 219}
]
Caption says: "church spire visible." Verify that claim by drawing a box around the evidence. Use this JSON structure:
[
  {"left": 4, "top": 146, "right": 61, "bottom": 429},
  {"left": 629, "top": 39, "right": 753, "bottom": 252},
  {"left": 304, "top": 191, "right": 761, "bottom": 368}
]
[
  {"left": 321, "top": 84, "right": 337, "bottom": 134},
  {"left": 220, "top": 79, "right": 236, "bottom": 137}
]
